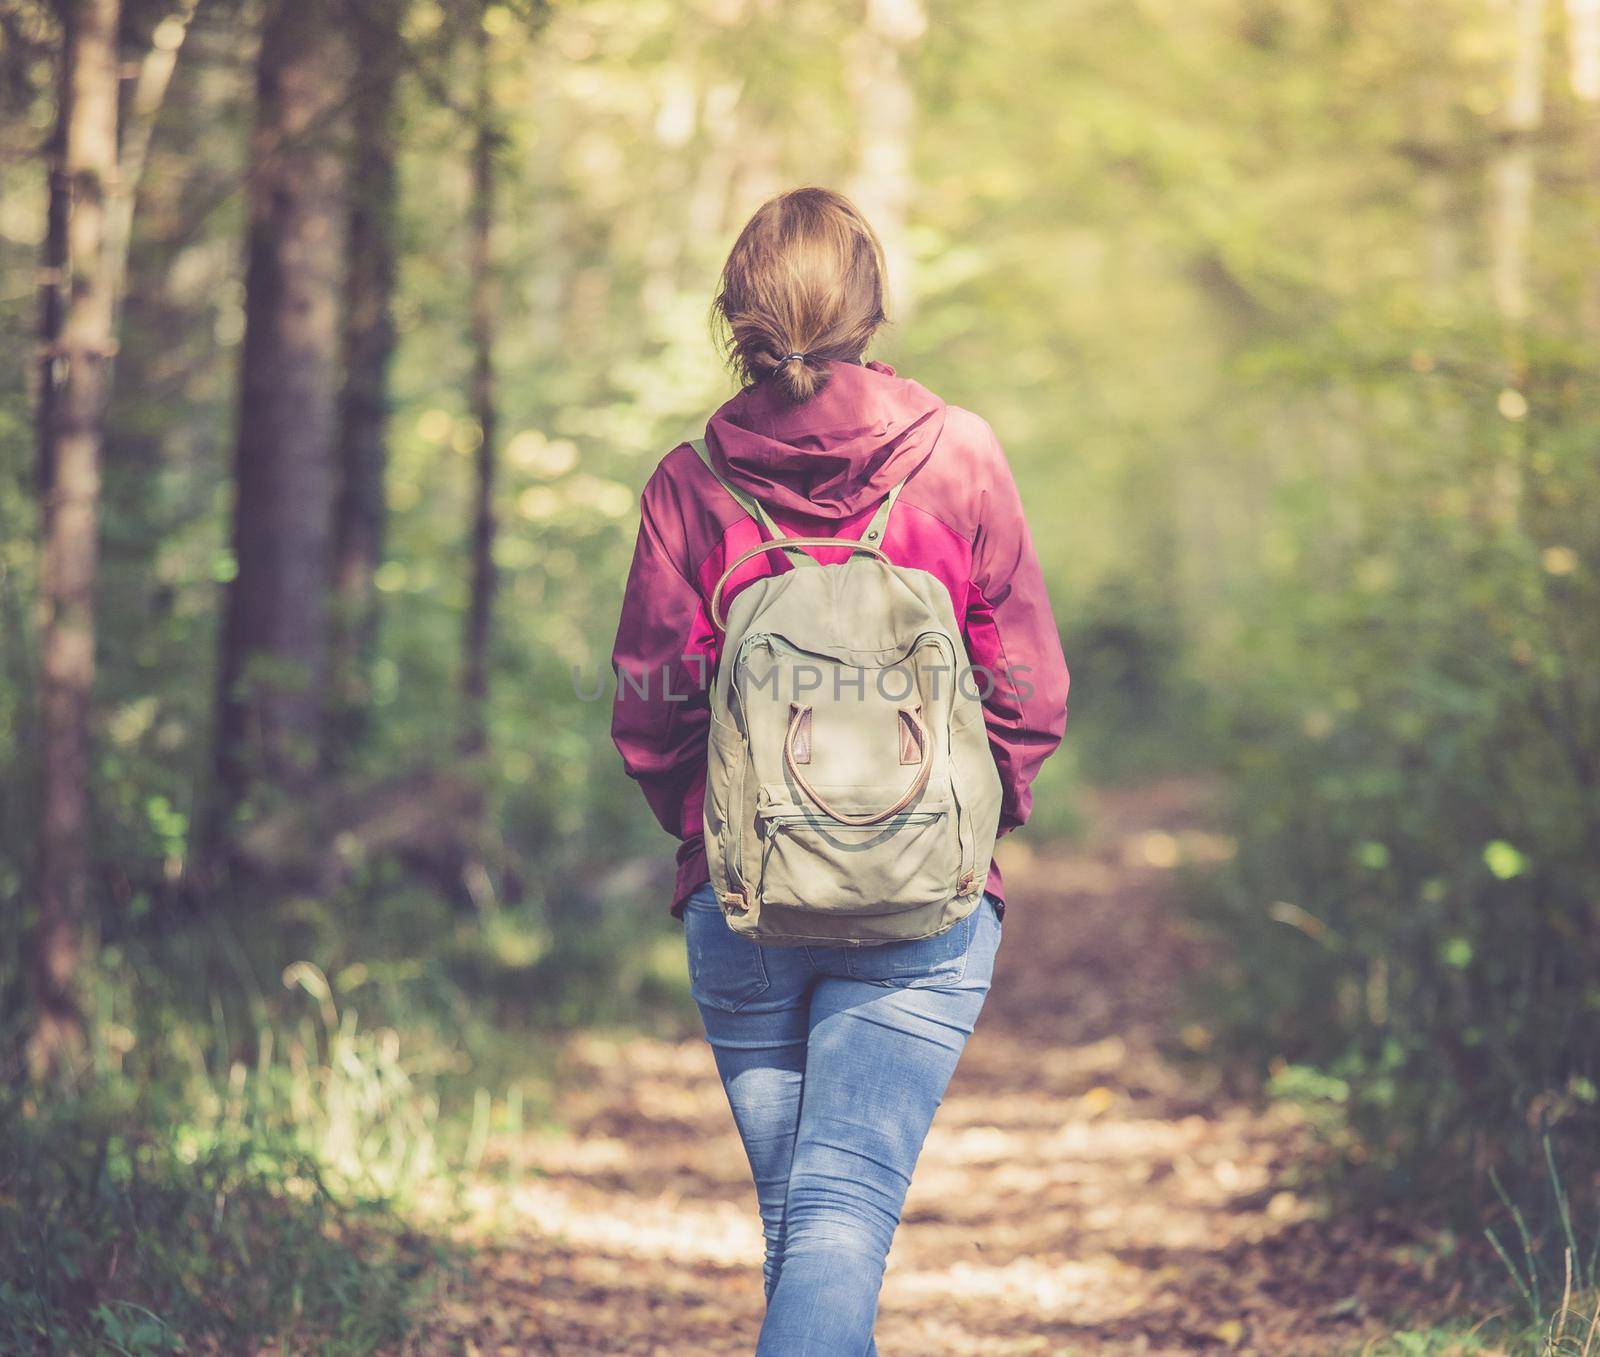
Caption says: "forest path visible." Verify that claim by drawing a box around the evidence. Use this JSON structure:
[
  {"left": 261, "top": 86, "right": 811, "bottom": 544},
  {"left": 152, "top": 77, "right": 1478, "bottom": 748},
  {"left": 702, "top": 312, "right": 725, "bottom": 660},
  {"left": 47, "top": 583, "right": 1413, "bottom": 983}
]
[{"left": 413, "top": 781, "right": 1458, "bottom": 1356}]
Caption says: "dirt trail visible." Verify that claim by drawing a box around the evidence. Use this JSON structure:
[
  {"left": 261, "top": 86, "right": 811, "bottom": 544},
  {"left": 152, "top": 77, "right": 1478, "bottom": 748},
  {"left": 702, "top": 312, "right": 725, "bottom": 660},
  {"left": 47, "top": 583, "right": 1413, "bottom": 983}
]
[{"left": 417, "top": 781, "right": 1458, "bottom": 1355}]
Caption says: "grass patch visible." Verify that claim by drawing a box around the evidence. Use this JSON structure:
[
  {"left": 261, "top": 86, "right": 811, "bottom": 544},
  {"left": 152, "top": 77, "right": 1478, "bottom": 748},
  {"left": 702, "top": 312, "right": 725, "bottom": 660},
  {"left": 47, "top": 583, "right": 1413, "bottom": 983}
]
[
  {"left": 1353, "top": 1291, "right": 1600, "bottom": 1356},
  {"left": 0, "top": 1083, "right": 448, "bottom": 1356},
  {"left": 0, "top": 860, "right": 695, "bottom": 1353}
]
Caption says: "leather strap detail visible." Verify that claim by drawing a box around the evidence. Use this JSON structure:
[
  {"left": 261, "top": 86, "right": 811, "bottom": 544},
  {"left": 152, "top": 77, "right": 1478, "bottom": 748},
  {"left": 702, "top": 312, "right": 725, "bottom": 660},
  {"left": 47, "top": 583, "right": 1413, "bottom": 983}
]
[
  {"left": 789, "top": 704, "right": 812, "bottom": 764},
  {"left": 710, "top": 536, "right": 890, "bottom": 630},
  {"left": 897, "top": 708, "right": 923, "bottom": 764},
  {"left": 782, "top": 703, "right": 932, "bottom": 826}
]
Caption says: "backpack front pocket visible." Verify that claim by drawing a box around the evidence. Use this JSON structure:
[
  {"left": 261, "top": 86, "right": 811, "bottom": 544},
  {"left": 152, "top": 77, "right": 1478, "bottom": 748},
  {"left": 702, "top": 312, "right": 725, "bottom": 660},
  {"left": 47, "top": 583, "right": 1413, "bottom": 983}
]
[{"left": 754, "top": 782, "right": 960, "bottom": 915}]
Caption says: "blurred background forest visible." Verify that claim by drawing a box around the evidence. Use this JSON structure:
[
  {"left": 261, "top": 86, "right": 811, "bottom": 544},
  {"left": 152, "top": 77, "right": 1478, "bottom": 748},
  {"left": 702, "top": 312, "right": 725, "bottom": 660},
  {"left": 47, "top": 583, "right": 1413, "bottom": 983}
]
[{"left": 1, "top": 0, "right": 1598, "bottom": 1351}]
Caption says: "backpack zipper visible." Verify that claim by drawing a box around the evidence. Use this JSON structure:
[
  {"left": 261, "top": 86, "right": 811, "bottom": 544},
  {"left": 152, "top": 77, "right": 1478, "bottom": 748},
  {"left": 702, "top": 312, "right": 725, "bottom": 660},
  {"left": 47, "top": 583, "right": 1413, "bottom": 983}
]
[{"left": 761, "top": 809, "right": 943, "bottom": 840}]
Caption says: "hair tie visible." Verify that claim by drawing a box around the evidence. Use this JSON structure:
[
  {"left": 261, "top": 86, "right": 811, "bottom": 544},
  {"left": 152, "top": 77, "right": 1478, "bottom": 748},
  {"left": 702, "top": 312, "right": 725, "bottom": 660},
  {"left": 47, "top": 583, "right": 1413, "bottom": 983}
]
[{"left": 780, "top": 351, "right": 808, "bottom": 364}]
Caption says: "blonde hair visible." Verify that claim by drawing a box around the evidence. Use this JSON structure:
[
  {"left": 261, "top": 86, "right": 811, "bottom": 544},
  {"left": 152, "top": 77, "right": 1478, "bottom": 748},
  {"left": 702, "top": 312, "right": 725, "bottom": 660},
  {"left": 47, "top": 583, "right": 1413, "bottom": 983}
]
[{"left": 713, "top": 187, "right": 888, "bottom": 404}]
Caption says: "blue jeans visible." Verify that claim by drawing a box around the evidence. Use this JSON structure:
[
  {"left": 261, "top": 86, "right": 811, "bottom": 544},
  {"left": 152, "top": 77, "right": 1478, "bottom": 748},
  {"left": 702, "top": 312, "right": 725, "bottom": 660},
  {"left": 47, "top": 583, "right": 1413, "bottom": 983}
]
[{"left": 683, "top": 883, "right": 1002, "bottom": 1357}]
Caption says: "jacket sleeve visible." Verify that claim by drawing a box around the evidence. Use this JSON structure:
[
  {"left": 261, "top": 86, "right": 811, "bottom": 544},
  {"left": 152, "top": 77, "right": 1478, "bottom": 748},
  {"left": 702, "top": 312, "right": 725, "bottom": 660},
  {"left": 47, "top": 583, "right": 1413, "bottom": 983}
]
[
  {"left": 963, "top": 424, "right": 1070, "bottom": 834},
  {"left": 610, "top": 462, "right": 716, "bottom": 840}
]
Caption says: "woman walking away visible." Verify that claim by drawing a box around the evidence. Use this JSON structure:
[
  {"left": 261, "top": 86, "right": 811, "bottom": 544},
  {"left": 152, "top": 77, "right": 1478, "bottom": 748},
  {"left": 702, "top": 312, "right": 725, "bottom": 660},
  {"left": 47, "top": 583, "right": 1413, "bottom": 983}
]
[{"left": 611, "top": 186, "right": 1069, "bottom": 1355}]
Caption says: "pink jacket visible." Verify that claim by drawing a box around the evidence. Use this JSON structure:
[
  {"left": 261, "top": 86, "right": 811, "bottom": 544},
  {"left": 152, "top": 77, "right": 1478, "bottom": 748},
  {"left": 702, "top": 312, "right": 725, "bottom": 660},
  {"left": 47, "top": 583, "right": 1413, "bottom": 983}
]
[{"left": 610, "top": 360, "right": 1069, "bottom": 917}]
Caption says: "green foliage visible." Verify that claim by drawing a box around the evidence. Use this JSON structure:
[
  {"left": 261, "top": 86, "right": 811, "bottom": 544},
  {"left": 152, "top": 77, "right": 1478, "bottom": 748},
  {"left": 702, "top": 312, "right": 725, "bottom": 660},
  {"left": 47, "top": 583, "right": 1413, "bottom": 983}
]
[
  {"left": 0, "top": 1081, "right": 441, "bottom": 1356},
  {"left": 0, "top": 875, "right": 587, "bottom": 1351},
  {"left": 1343, "top": 1145, "right": 1600, "bottom": 1353},
  {"left": 1063, "top": 573, "right": 1214, "bottom": 782},
  {"left": 1192, "top": 348, "right": 1600, "bottom": 1208},
  {"left": 1357, "top": 1280, "right": 1600, "bottom": 1357}
]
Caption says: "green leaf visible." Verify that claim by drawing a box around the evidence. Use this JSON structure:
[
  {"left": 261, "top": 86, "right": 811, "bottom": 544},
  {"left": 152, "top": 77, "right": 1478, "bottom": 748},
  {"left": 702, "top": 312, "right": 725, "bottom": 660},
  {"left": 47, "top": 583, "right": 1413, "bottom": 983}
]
[
  {"left": 1355, "top": 840, "right": 1390, "bottom": 870},
  {"left": 1482, "top": 840, "right": 1527, "bottom": 880}
]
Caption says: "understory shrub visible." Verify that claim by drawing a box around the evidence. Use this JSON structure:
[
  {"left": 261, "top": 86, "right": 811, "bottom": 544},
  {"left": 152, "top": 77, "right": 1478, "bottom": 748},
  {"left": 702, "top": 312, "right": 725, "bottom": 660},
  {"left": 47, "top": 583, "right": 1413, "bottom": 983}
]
[{"left": 1191, "top": 349, "right": 1600, "bottom": 1225}]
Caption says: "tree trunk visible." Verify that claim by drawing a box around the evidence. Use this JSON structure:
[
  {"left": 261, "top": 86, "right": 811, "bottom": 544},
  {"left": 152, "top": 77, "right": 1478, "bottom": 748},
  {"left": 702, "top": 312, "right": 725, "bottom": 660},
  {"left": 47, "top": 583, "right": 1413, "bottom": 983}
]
[
  {"left": 1489, "top": 0, "right": 1545, "bottom": 330},
  {"left": 1411, "top": 53, "right": 1462, "bottom": 311},
  {"left": 1571, "top": 0, "right": 1600, "bottom": 97},
  {"left": 1486, "top": 0, "right": 1545, "bottom": 522},
  {"left": 461, "top": 10, "right": 497, "bottom": 759},
  {"left": 326, "top": 0, "right": 402, "bottom": 770},
  {"left": 847, "top": 0, "right": 925, "bottom": 320},
  {"left": 212, "top": 0, "right": 345, "bottom": 847},
  {"left": 36, "top": 5, "right": 72, "bottom": 509},
  {"left": 31, "top": 0, "right": 121, "bottom": 1078},
  {"left": 104, "top": 1, "right": 196, "bottom": 319},
  {"left": 1566, "top": 0, "right": 1600, "bottom": 330}
]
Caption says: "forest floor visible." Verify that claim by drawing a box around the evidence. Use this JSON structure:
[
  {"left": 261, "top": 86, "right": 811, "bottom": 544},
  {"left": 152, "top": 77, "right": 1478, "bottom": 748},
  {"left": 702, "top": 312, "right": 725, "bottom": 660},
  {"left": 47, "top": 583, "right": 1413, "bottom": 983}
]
[{"left": 406, "top": 780, "right": 1470, "bottom": 1356}]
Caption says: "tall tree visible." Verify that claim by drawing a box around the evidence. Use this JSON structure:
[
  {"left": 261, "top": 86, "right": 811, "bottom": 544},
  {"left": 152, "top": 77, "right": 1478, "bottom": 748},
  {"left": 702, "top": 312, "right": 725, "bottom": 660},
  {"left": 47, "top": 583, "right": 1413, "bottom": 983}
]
[
  {"left": 1490, "top": 0, "right": 1545, "bottom": 329},
  {"left": 460, "top": 4, "right": 498, "bottom": 758},
  {"left": 326, "top": 0, "right": 403, "bottom": 768},
  {"left": 847, "top": 0, "right": 924, "bottom": 318},
  {"left": 1487, "top": 0, "right": 1545, "bottom": 520},
  {"left": 104, "top": 1, "right": 198, "bottom": 317},
  {"left": 32, "top": 0, "right": 121, "bottom": 1075},
  {"left": 213, "top": 0, "right": 345, "bottom": 845},
  {"left": 35, "top": 6, "right": 72, "bottom": 506},
  {"left": 1567, "top": 0, "right": 1600, "bottom": 329}
]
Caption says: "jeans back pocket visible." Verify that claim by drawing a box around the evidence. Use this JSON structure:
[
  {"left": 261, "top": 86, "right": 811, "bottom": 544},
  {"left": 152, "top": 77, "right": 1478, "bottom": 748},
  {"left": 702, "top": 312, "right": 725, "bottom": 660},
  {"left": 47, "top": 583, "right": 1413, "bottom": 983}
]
[
  {"left": 684, "top": 891, "right": 771, "bottom": 1012},
  {"left": 843, "top": 906, "right": 976, "bottom": 988}
]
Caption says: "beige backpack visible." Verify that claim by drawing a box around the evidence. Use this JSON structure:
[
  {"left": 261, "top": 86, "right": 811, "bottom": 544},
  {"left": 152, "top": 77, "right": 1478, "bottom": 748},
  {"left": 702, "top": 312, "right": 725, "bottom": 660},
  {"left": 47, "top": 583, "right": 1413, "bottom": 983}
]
[{"left": 693, "top": 439, "right": 1002, "bottom": 946}]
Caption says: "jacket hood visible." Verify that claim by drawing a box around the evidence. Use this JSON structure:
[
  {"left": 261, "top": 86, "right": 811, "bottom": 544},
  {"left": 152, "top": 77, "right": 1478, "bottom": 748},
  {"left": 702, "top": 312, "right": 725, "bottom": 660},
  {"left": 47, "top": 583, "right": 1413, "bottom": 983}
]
[{"left": 704, "top": 360, "right": 947, "bottom": 521}]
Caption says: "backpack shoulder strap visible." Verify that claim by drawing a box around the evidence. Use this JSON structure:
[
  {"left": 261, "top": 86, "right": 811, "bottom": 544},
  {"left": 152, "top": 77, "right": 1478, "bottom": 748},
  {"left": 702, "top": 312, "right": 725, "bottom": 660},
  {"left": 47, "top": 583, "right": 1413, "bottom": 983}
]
[
  {"left": 860, "top": 476, "right": 906, "bottom": 547},
  {"left": 691, "top": 437, "right": 817, "bottom": 567},
  {"left": 690, "top": 436, "right": 911, "bottom": 604}
]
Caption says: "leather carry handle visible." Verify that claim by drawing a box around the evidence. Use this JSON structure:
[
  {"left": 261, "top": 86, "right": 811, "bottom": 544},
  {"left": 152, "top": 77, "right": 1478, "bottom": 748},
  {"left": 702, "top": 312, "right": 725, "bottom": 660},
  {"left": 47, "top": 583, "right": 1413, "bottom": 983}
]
[
  {"left": 711, "top": 537, "right": 889, "bottom": 631},
  {"left": 781, "top": 702, "right": 932, "bottom": 826}
]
